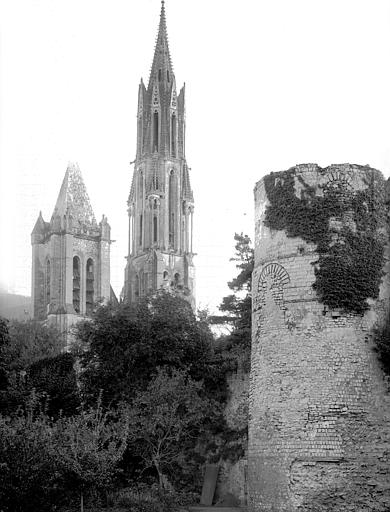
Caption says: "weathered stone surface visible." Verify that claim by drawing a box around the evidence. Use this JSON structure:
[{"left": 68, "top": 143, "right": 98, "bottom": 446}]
[
  {"left": 249, "top": 164, "right": 390, "bottom": 511},
  {"left": 216, "top": 370, "right": 249, "bottom": 507},
  {"left": 124, "top": 3, "right": 195, "bottom": 307},
  {"left": 31, "top": 163, "right": 111, "bottom": 346}
]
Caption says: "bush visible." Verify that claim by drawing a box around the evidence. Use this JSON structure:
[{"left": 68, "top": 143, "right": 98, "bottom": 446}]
[
  {"left": 0, "top": 393, "right": 66, "bottom": 512},
  {"left": 107, "top": 484, "right": 198, "bottom": 512}
]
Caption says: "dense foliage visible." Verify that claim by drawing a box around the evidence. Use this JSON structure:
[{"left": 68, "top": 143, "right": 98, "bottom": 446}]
[
  {"left": 0, "top": 317, "right": 9, "bottom": 390},
  {"left": 126, "top": 368, "right": 212, "bottom": 489},
  {"left": 0, "top": 257, "right": 254, "bottom": 508},
  {"left": 263, "top": 168, "right": 386, "bottom": 314},
  {"left": 0, "top": 394, "right": 129, "bottom": 512},
  {"left": 0, "top": 318, "right": 78, "bottom": 417},
  {"left": 3, "top": 319, "right": 63, "bottom": 371},
  {"left": 28, "top": 352, "right": 80, "bottom": 417},
  {"left": 77, "top": 291, "right": 214, "bottom": 406}
]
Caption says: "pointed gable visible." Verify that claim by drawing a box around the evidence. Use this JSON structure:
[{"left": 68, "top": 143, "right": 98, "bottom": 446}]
[{"left": 52, "top": 162, "right": 97, "bottom": 228}]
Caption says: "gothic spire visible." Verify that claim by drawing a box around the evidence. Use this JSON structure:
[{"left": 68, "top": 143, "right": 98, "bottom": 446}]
[{"left": 148, "top": 1, "right": 174, "bottom": 90}]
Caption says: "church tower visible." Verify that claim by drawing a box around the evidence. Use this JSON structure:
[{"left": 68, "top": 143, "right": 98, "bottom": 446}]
[
  {"left": 124, "top": 1, "right": 195, "bottom": 306},
  {"left": 31, "top": 163, "right": 111, "bottom": 345}
]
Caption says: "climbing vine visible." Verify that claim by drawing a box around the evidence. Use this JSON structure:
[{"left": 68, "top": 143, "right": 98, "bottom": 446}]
[{"left": 263, "top": 168, "right": 386, "bottom": 314}]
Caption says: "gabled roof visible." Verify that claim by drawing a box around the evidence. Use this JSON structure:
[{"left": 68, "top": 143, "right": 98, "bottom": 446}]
[{"left": 52, "top": 162, "right": 97, "bottom": 227}]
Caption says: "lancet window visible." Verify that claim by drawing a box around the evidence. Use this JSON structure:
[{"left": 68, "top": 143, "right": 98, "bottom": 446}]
[
  {"left": 153, "top": 111, "right": 159, "bottom": 151},
  {"left": 169, "top": 170, "right": 177, "bottom": 247},
  {"left": 171, "top": 113, "right": 177, "bottom": 157}
]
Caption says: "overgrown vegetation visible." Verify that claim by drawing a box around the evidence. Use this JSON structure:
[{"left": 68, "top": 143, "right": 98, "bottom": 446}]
[
  {"left": 0, "top": 393, "right": 129, "bottom": 512},
  {"left": 205, "top": 232, "right": 253, "bottom": 465},
  {"left": 263, "top": 168, "right": 386, "bottom": 314},
  {"left": 0, "top": 235, "right": 254, "bottom": 510}
]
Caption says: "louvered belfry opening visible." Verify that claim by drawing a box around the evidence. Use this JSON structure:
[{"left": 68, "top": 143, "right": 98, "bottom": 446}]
[
  {"left": 73, "top": 256, "right": 81, "bottom": 314},
  {"left": 45, "top": 259, "right": 51, "bottom": 309},
  {"left": 86, "top": 258, "right": 94, "bottom": 316}
]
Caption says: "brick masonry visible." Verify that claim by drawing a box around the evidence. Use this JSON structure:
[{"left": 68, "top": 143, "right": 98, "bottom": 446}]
[{"left": 249, "top": 164, "right": 390, "bottom": 511}]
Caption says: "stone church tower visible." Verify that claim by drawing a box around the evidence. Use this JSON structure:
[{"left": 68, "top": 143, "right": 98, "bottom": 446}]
[
  {"left": 31, "top": 162, "right": 111, "bottom": 345},
  {"left": 124, "top": 1, "right": 195, "bottom": 306}
]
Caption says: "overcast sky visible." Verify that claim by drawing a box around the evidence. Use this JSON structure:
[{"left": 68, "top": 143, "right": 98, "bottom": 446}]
[{"left": 1, "top": 0, "right": 390, "bottom": 312}]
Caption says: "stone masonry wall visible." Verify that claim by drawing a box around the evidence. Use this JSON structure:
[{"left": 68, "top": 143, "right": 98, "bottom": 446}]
[
  {"left": 248, "top": 164, "right": 390, "bottom": 512},
  {"left": 216, "top": 370, "right": 249, "bottom": 506}
]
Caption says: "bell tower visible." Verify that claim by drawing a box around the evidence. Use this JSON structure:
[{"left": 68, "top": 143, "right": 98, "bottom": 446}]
[
  {"left": 124, "top": 1, "right": 195, "bottom": 306},
  {"left": 31, "top": 163, "right": 111, "bottom": 346}
]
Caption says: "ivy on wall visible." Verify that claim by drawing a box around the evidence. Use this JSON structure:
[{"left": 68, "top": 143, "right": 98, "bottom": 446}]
[{"left": 263, "top": 168, "right": 386, "bottom": 314}]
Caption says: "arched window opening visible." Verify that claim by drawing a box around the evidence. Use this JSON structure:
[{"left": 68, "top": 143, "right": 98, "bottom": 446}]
[
  {"left": 153, "top": 111, "right": 159, "bottom": 151},
  {"left": 73, "top": 256, "right": 81, "bottom": 314},
  {"left": 153, "top": 215, "right": 158, "bottom": 243},
  {"left": 46, "top": 260, "right": 51, "bottom": 308},
  {"left": 169, "top": 170, "right": 177, "bottom": 247},
  {"left": 158, "top": 69, "right": 162, "bottom": 81},
  {"left": 152, "top": 251, "right": 158, "bottom": 291},
  {"left": 138, "top": 171, "right": 143, "bottom": 203},
  {"left": 139, "top": 270, "right": 145, "bottom": 297},
  {"left": 167, "top": 70, "right": 170, "bottom": 82},
  {"left": 135, "top": 275, "right": 140, "bottom": 298},
  {"left": 171, "top": 113, "right": 177, "bottom": 157},
  {"left": 170, "top": 213, "right": 175, "bottom": 244},
  {"left": 184, "top": 256, "right": 189, "bottom": 288},
  {"left": 138, "top": 116, "right": 143, "bottom": 153},
  {"left": 174, "top": 272, "right": 181, "bottom": 290},
  {"left": 139, "top": 215, "right": 143, "bottom": 246},
  {"left": 163, "top": 270, "right": 169, "bottom": 280},
  {"left": 86, "top": 258, "right": 94, "bottom": 316}
]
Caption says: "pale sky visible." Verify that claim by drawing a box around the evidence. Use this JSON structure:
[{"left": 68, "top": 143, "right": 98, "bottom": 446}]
[{"left": 1, "top": 0, "right": 390, "bottom": 312}]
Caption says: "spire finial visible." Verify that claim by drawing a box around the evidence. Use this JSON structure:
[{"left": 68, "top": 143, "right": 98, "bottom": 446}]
[{"left": 148, "top": 0, "right": 173, "bottom": 89}]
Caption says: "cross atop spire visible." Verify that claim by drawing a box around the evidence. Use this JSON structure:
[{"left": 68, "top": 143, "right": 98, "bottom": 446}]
[{"left": 148, "top": 0, "right": 174, "bottom": 90}]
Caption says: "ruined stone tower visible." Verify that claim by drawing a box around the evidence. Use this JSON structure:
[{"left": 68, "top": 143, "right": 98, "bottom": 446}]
[
  {"left": 124, "top": 1, "right": 195, "bottom": 306},
  {"left": 31, "top": 163, "right": 111, "bottom": 344},
  {"left": 249, "top": 164, "right": 390, "bottom": 511}
]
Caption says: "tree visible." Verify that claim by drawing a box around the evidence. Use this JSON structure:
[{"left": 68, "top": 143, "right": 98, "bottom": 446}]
[
  {"left": 28, "top": 352, "right": 80, "bottom": 417},
  {"left": 126, "top": 368, "right": 211, "bottom": 489},
  {"left": 77, "top": 291, "right": 214, "bottom": 405},
  {"left": 2, "top": 319, "right": 62, "bottom": 372},
  {"left": 0, "top": 320, "right": 71, "bottom": 416},
  {"left": 0, "top": 393, "right": 63, "bottom": 512},
  {"left": 54, "top": 397, "right": 128, "bottom": 511},
  {"left": 0, "top": 393, "right": 128, "bottom": 512},
  {"left": 210, "top": 233, "right": 254, "bottom": 370},
  {"left": 0, "top": 317, "right": 9, "bottom": 390}
]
